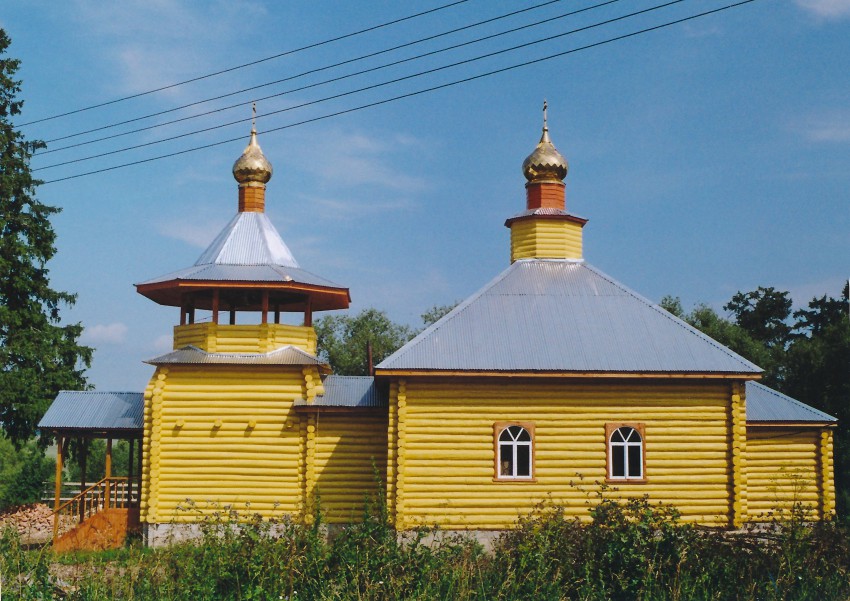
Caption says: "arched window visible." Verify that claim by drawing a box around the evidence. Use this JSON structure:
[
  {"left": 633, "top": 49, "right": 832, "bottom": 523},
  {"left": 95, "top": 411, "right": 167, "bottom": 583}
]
[
  {"left": 607, "top": 425, "right": 645, "bottom": 481},
  {"left": 497, "top": 424, "right": 533, "bottom": 479}
]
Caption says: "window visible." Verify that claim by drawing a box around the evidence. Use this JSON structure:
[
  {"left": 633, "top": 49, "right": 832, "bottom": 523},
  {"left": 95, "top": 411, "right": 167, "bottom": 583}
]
[
  {"left": 606, "top": 424, "right": 646, "bottom": 482},
  {"left": 494, "top": 423, "right": 534, "bottom": 480}
]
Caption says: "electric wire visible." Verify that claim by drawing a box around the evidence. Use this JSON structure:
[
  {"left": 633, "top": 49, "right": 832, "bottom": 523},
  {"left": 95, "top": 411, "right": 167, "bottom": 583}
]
[
  {"left": 35, "top": 0, "right": 688, "bottom": 171},
  {"left": 42, "top": 0, "right": 622, "bottom": 155},
  {"left": 40, "top": 0, "right": 758, "bottom": 185},
  {"left": 16, "top": 0, "right": 472, "bottom": 127},
  {"left": 42, "top": 0, "right": 567, "bottom": 147}
]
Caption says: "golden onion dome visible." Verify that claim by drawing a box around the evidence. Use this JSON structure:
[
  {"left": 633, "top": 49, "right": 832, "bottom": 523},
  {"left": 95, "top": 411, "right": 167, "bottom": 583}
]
[
  {"left": 522, "top": 101, "right": 568, "bottom": 183},
  {"left": 233, "top": 124, "right": 273, "bottom": 185}
]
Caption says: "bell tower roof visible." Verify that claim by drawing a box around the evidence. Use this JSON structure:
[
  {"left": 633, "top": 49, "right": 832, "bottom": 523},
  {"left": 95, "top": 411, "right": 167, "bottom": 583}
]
[
  {"left": 232, "top": 111, "right": 273, "bottom": 186},
  {"left": 521, "top": 101, "right": 568, "bottom": 184}
]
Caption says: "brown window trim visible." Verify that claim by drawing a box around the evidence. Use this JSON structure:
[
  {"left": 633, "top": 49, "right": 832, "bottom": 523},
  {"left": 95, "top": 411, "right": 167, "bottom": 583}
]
[
  {"left": 493, "top": 421, "right": 537, "bottom": 482},
  {"left": 605, "top": 422, "right": 647, "bottom": 484}
]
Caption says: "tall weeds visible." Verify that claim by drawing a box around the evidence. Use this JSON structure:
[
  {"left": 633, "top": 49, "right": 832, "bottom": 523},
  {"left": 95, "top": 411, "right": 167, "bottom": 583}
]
[{"left": 2, "top": 493, "right": 849, "bottom": 600}]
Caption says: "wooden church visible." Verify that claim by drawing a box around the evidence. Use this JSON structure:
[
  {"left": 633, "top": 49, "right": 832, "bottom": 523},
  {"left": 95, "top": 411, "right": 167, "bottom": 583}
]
[{"left": 39, "top": 109, "right": 836, "bottom": 548}]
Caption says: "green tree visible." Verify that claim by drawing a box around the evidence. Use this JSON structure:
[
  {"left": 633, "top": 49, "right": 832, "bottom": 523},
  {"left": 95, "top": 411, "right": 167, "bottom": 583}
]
[
  {"left": 660, "top": 296, "right": 775, "bottom": 384},
  {"left": 724, "top": 286, "right": 793, "bottom": 349},
  {"left": 65, "top": 439, "right": 131, "bottom": 482},
  {"left": 421, "top": 302, "right": 458, "bottom": 328},
  {"left": 0, "top": 29, "right": 91, "bottom": 444},
  {"left": 315, "top": 308, "right": 414, "bottom": 376},
  {"left": 784, "top": 283, "right": 850, "bottom": 513},
  {"left": 0, "top": 433, "right": 54, "bottom": 509}
]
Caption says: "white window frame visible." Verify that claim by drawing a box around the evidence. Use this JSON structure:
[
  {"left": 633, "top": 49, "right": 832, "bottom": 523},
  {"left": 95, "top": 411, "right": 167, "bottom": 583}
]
[
  {"left": 606, "top": 423, "right": 646, "bottom": 482},
  {"left": 494, "top": 423, "right": 535, "bottom": 480}
]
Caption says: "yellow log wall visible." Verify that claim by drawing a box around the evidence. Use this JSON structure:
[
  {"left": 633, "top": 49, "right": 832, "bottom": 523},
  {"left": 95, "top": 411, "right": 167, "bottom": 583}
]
[
  {"left": 510, "top": 219, "right": 583, "bottom": 262},
  {"left": 390, "top": 378, "right": 736, "bottom": 530},
  {"left": 312, "top": 413, "right": 389, "bottom": 523},
  {"left": 745, "top": 427, "right": 828, "bottom": 520},
  {"left": 141, "top": 365, "right": 306, "bottom": 524},
  {"left": 173, "top": 323, "right": 317, "bottom": 354}
]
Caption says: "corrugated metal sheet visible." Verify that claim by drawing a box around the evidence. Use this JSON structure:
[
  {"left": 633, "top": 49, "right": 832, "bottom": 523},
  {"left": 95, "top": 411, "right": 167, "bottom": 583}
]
[
  {"left": 146, "top": 345, "right": 329, "bottom": 368},
  {"left": 194, "top": 212, "right": 299, "bottom": 267},
  {"left": 294, "top": 376, "right": 387, "bottom": 408},
  {"left": 39, "top": 391, "right": 143, "bottom": 432},
  {"left": 746, "top": 381, "right": 836, "bottom": 423},
  {"left": 136, "top": 211, "right": 345, "bottom": 290},
  {"left": 377, "top": 259, "right": 762, "bottom": 374},
  {"left": 507, "top": 208, "right": 588, "bottom": 219},
  {"left": 138, "top": 263, "right": 342, "bottom": 288}
]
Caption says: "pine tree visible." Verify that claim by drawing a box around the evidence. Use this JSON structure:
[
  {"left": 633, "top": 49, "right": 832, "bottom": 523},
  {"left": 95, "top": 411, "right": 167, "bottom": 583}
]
[{"left": 0, "top": 29, "right": 91, "bottom": 444}]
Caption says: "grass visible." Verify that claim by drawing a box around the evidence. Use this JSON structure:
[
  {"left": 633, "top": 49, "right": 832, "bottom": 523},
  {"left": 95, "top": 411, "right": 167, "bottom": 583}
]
[{"left": 1, "top": 493, "right": 849, "bottom": 600}]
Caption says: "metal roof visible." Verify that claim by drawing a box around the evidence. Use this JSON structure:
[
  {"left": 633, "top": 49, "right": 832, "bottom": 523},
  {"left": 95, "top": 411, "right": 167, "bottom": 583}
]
[
  {"left": 746, "top": 381, "right": 836, "bottom": 423},
  {"left": 138, "top": 263, "right": 343, "bottom": 288},
  {"left": 136, "top": 211, "right": 347, "bottom": 294},
  {"left": 294, "top": 376, "right": 387, "bottom": 409},
  {"left": 197, "top": 211, "right": 298, "bottom": 267},
  {"left": 377, "top": 259, "right": 762, "bottom": 374},
  {"left": 39, "top": 391, "right": 143, "bottom": 433},
  {"left": 146, "top": 345, "right": 330, "bottom": 370}
]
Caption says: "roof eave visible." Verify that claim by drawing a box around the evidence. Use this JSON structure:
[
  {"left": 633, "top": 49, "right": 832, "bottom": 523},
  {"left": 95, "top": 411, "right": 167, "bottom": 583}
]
[
  {"left": 504, "top": 213, "right": 588, "bottom": 227},
  {"left": 373, "top": 369, "right": 762, "bottom": 379},
  {"left": 135, "top": 279, "right": 351, "bottom": 311},
  {"left": 747, "top": 421, "right": 836, "bottom": 428},
  {"left": 39, "top": 427, "right": 143, "bottom": 438}
]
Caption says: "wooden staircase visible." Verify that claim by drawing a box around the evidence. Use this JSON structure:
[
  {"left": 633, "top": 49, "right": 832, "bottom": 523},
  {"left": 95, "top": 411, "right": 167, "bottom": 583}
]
[{"left": 53, "top": 477, "right": 140, "bottom": 551}]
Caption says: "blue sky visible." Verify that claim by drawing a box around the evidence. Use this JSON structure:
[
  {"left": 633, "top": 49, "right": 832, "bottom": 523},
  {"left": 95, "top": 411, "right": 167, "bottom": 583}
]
[{"left": 2, "top": 0, "right": 849, "bottom": 391}]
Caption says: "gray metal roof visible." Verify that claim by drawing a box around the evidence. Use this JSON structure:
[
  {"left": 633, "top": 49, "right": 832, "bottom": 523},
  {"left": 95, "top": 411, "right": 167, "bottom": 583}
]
[
  {"left": 197, "top": 211, "right": 298, "bottom": 267},
  {"left": 378, "top": 259, "right": 762, "bottom": 374},
  {"left": 746, "top": 381, "right": 836, "bottom": 423},
  {"left": 136, "top": 211, "right": 344, "bottom": 290},
  {"left": 39, "top": 391, "right": 143, "bottom": 433},
  {"left": 137, "top": 263, "right": 343, "bottom": 288},
  {"left": 294, "top": 376, "right": 387, "bottom": 409},
  {"left": 506, "top": 208, "right": 588, "bottom": 220},
  {"left": 146, "top": 345, "right": 329, "bottom": 369}
]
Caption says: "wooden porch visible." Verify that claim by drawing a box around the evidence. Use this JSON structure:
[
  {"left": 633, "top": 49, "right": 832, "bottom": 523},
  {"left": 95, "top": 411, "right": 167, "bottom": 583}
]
[{"left": 37, "top": 391, "right": 145, "bottom": 551}]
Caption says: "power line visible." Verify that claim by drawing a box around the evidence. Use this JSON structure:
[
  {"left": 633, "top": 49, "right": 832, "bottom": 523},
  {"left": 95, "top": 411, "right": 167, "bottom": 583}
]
[
  {"left": 16, "top": 0, "right": 473, "bottom": 127},
  {"left": 35, "top": 0, "right": 687, "bottom": 171},
  {"left": 42, "top": 0, "right": 567, "bottom": 148},
  {"left": 40, "top": 0, "right": 758, "bottom": 186},
  {"left": 42, "top": 0, "right": 623, "bottom": 156}
]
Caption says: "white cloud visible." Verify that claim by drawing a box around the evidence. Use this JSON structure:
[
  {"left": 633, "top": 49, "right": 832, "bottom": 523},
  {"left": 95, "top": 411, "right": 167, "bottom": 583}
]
[
  {"left": 292, "top": 129, "right": 428, "bottom": 192},
  {"left": 70, "top": 0, "right": 268, "bottom": 96},
  {"left": 153, "top": 334, "right": 173, "bottom": 352},
  {"left": 82, "top": 322, "right": 129, "bottom": 345},
  {"left": 157, "top": 218, "right": 227, "bottom": 248},
  {"left": 309, "top": 194, "right": 416, "bottom": 219},
  {"left": 795, "top": 0, "right": 850, "bottom": 19},
  {"left": 801, "top": 112, "right": 850, "bottom": 142}
]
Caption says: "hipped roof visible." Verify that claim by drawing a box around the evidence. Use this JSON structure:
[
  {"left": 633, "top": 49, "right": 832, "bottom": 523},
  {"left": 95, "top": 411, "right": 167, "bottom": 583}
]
[
  {"left": 136, "top": 212, "right": 350, "bottom": 311},
  {"left": 377, "top": 259, "right": 762, "bottom": 375}
]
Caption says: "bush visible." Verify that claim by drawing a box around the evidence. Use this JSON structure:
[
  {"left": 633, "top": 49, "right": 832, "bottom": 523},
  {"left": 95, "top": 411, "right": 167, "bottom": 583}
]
[
  {"left": 0, "top": 435, "right": 54, "bottom": 510},
  {"left": 6, "top": 491, "right": 850, "bottom": 600}
]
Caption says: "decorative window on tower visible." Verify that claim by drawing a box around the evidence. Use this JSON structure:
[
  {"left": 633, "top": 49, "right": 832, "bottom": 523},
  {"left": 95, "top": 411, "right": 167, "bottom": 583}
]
[
  {"left": 606, "top": 423, "right": 646, "bottom": 482},
  {"left": 494, "top": 423, "right": 535, "bottom": 480}
]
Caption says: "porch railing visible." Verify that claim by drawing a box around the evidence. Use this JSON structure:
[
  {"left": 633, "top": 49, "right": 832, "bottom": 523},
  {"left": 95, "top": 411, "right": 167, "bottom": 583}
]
[{"left": 52, "top": 477, "right": 132, "bottom": 539}]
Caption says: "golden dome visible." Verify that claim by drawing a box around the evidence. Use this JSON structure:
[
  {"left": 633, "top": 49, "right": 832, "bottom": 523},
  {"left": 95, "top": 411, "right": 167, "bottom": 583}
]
[
  {"left": 522, "top": 101, "right": 568, "bottom": 183},
  {"left": 233, "top": 124, "right": 273, "bottom": 186}
]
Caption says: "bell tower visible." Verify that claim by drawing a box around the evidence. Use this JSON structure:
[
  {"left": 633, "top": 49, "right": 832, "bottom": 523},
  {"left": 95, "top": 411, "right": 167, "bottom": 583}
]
[{"left": 505, "top": 102, "right": 587, "bottom": 262}]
